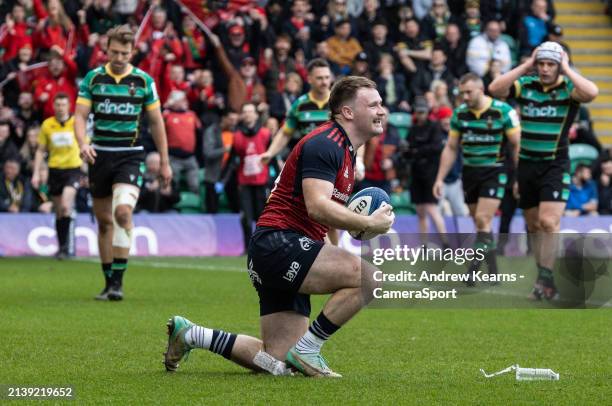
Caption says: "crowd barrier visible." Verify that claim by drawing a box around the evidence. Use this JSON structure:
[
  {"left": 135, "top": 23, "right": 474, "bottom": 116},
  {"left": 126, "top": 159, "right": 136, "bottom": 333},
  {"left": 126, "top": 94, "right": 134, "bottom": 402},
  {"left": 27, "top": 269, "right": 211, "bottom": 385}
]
[{"left": 1, "top": 213, "right": 612, "bottom": 257}]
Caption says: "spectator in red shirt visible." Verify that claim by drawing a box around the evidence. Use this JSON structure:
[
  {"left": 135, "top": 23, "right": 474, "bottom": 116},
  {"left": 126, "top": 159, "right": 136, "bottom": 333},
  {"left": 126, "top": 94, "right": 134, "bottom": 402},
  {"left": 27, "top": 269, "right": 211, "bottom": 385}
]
[
  {"left": 180, "top": 14, "right": 206, "bottom": 71},
  {"left": 0, "top": 4, "right": 32, "bottom": 62},
  {"left": 161, "top": 64, "right": 191, "bottom": 106},
  {"left": 188, "top": 69, "right": 225, "bottom": 125},
  {"left": 163, "top": 90, "right": 202, "bottom": 195},
  {"left": 32, "top": 0, "right": 76, "bottom": 55},
  {"left": 222, "top": 102, "right": 271, "bottom": 251},
  {"left": 261, "top": 34, "right": 306, "bottom": 96},
  {"left": 33, "top": 49, "right": 78, "bottom": 118}
]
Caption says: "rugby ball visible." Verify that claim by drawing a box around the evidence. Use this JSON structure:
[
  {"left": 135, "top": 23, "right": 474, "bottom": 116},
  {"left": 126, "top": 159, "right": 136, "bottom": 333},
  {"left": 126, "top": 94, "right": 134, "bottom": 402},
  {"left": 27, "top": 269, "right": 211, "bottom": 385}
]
[{"left": 346, "top": 187, "right": 391, "bottom": 240}]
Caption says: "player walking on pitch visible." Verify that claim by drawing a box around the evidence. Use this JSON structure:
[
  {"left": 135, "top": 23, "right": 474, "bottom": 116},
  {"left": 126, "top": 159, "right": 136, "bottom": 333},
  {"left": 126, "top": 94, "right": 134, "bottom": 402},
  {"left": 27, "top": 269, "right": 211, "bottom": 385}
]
[
  {"left": 74, "top": 25, "right": 172, "bottom": 301},
  {"left": 489, "top": 42, "right": 598, "bottom": 299},
  {"left": 433, "top": 73, "right": 520, "bottom": 283},
  {"left": 164, "top": 76, "right": 394, "bottom": 377}
]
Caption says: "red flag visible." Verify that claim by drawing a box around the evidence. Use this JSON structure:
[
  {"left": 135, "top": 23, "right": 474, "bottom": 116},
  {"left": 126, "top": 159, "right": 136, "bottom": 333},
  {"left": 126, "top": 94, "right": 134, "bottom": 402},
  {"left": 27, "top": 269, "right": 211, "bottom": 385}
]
[{"left": 179, "top": 0, "right": 219, "bottom": 29}]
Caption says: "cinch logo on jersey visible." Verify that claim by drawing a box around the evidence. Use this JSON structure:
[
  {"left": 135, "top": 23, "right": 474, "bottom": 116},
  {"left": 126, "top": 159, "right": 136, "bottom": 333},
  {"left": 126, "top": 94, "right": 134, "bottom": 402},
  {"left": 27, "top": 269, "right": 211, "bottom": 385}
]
[
  {"left": 96, "top": 99, "right": 138, "bottom": 115},
  {"left": 332, "top": 188, "right": 350, "bottom": 202},
  {"left": 283, "top": 261, "right": 301, "bottom": 282},
  {"left": 463, "top": 133, "right": 497, "bottom": 143},
  {"left": 522, "top": 103, "right": 557, "bottom": 117}
]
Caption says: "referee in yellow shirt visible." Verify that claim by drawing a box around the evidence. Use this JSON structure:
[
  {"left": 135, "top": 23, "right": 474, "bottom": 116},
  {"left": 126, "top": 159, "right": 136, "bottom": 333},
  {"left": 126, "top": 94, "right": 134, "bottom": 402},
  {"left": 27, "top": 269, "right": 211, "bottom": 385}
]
[{"left": 32, "top": 93, "right": 83, "bottom": 259}]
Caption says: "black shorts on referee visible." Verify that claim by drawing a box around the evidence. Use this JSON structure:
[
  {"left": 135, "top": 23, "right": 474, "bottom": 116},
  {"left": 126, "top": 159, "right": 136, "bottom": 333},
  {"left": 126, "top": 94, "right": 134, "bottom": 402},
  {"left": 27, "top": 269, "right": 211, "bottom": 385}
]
[
  {"left": 247, "top": 227, "right": 324, "bottom": 317},
  {"left": 48, "top": 167, "right": 82, "bottom": 196}
]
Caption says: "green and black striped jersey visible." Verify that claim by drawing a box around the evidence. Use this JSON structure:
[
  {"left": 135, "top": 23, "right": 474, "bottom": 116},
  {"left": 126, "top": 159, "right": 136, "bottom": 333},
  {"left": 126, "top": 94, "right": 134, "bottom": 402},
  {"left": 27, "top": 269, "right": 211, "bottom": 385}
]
[
  {"left": 77, "top": 63, "right": 160, "bottom": 150},
  {"left": 450, "top": 97, "right": 520, "bottom": 167},
  {"left": 282, "top": 92, "right": 329, "bottom": 147},
  {"left": 511, "top": 75, "right": 579, "bottom": 161}
]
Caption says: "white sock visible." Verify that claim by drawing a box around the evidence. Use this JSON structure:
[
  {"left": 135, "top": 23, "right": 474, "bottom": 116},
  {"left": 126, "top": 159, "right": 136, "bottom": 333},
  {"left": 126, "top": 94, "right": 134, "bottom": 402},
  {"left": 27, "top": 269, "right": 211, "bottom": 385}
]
[
  {"left": 185, "top": 325, "right": 213, "bottom": 349},
  {"left": 294, "top": 329, "right": 326, "bottom": 354}
]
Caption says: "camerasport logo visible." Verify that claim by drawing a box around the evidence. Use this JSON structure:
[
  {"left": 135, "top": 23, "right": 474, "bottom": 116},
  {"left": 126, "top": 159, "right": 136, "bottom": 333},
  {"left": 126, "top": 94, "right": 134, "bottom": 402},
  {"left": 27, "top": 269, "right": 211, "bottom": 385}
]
[{"left": 283, "top": 261, "right": 301, "bottom": 282}]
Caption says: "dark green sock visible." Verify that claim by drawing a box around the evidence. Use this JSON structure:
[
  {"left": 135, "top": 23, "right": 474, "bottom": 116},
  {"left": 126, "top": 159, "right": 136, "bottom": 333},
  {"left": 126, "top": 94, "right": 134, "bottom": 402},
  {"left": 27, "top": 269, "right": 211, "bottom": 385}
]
[
  {"left": 102, "top": 263, "right": 112, "bottom": 287},
  {"left": 111, "top": 258, "right": 128, "bottom": 286}
]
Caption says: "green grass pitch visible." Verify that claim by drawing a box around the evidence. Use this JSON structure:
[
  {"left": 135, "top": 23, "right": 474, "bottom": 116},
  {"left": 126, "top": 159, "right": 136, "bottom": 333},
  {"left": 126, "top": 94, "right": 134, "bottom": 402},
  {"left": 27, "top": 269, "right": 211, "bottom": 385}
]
[{"left": 1, "top": 256, "right": 610, "bottom": 404}]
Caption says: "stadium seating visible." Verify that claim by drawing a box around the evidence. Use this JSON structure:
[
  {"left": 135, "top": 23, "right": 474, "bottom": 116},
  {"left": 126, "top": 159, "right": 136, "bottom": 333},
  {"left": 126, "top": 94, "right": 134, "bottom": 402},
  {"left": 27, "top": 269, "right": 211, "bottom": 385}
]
[
  {"left": 388, "top": 112, "right": 412, "bottom": 139},
  {"left": 569, "top": 143, "right": 599, "bottom": 172},
  {"left": 176, "top": 192, "right": 202, "bottom": 214}
]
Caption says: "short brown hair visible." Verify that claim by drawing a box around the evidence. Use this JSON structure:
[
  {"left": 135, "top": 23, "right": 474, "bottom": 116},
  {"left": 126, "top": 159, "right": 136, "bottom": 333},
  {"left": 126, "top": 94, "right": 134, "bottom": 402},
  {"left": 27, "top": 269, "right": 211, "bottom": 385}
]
[
  {"left": 106, "top": 25, "right": 135, "bottom": 48},
  {"left": 329, "top": 75, "right": 377, "bottom": 117},
  {"left": 307, "top": 58, "right": 330, "bottom": 73},
  {"left": 459, "top": 72, "right": 483, "bottom": 86},
  {"left": 53, "top": 92, "right": 70, "bottom": 102}
]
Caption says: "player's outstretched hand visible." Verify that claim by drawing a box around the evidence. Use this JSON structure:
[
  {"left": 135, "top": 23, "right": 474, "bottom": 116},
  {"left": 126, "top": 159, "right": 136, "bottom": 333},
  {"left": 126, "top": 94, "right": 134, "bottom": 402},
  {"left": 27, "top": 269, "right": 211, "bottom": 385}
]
[
  {"left": 432, "top": 180, "right": 444, "bottom": 200},
  {"left": 80, "top": 144, "right": 97, "bottom": 164},
  {"left": 368, "top": 204, "right": 395, "bottom": 235},
  {"left": 160, "top": 162, "right": 173, "bottom": 188}
]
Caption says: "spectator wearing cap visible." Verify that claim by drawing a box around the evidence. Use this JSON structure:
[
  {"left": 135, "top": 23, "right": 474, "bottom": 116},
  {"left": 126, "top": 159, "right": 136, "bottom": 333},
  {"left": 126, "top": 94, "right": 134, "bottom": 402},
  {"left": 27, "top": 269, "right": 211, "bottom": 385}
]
[
  {"left": 363, "top": 18, "right": 395, "bottom": 73},
  {"left": 466, "top": 20, "right": 512, "bottom": 77},
  {"left": 547, "top": 23, "right": 571, "bottom": 56},
  {"left": 325, "top": 19, "right": 363, "bottom": 74},
  {"left": 207, "top": 32, "right": 267, "bottom": 114},
  {"left": 0, "top": 4, "right": 32, "bottom": 62},
  {"left": 437, "top": 23, "right": 468, "bottom": 79},
  {"left": 351, "top": 52, "right": 373, "bottom": 79},
  {"left": 519, "top": 0, "right": 551, "bottom": 56},
  {"left": 219, "top": 11, "right": 269, "bottom": 71},
  {"left": 411, "top": 46, "right": 456, "bottom": 99},
  {"left": 163, "top": 90, "right": 202, "bottom": 195},
  {"left": 403, "top": 95, "right": 449, "bottom": 239},
  {"left": 375, "top": 53, "right": 410, "bottom": 112}
]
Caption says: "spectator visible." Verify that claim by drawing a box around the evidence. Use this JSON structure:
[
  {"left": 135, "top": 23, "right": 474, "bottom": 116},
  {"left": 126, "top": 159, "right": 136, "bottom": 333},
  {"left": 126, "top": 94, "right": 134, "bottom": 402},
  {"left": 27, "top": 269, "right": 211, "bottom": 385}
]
[
  {"left": 483, "top": 59, "right": 504, "bottom": 95},
  {"left": 19, "top": 126, "right": 43, "bottom": 179},
  {"left": 0, "top": 157, "right": 33, "bottom": 213},
  {"left": 569, "top": 106, "right": 602, "bottom": 153},
  {"left": 223, "top": 103, "right": 271, "bottom": 251},
  {"left": 566, "top": 164, "right": 598, "bottom": 216},
  {"left": 269, "top": 72, "right": 303, "bottom": 121},
  {"left": 161, "top": 64, "right": 190, "bottom": 106},
  {"left": 313, "top": 40, "right": 342, "bottom": 76},
  {"left": 598, "top": 158, "right": 612, "bottom": 214},
  {"left": 421, "top": 0, "right": 452, "bottom": 41},
  {"left": 0, "top": 4, "right": 32, "bottom": 63},
  {"left": 188, "top": 69, "right": 225, "bottom": 125},
  {"left": 78, "top": 32, "right": 109, "bottom": 72},
  {"left": 15, "top": 92, "right": 43, "bottom": 146},
  {"left": 261, "top": 34, "right": 304, "bottom": 97},
  {"left": 411, "top": 46, "right": 456, "bottom": 98},
  {"left": 437, "top": 23, "right": 468, "bottom": 79},
  {"left": 163, "top": 91, "right": 202, "bottom": 195},
  {"left": 362, "top": 18, "right": 395, "bottom": 73},
  {"left": 412, "top": 0, "right": 434, "bottom": 20},
  {"left": 466, "top": 19, "right": 512, "bottom": 77},
  {"left": 0, "top": 44, "right": 36, "bottom": 107},
  {"left": 403, "top": 96, "right": 448, "bottom": 238},
  {"left": 428, "top": 79, "right": 452, "bottom": 120},
  {"left": 462, "top": 0, "right": 482, "bottom": 39},
  {"left": 315, "top": 0, "right": 354, "bottom": 41},
  {"left": 282, "top": 0, "right": 316, "bottom": 40},
  {"left": 32, "top": 0, "right": 75, "bottom": 56},
  {"left": 85, "top": 0, "right": 121, "bottom": 35},
  {"left": 375, "top": 53, "right": 410, "bottom": 112},
  {"left": 547, "top": 23, "right": 571, "bottom": 56},
  {"left": 356, "top": 0, "right": 383, "bottom": 42},
  {"left": 137, "top": 152, "right": 180, "bottom": 213},
  {"left": 520, "top": 0, "right": 551, "bottom": 56},
  {"left": 203, "top": 112, "right": 236, "bottom": 214},
  {"left": 395, "top": 17, "right": 433, "bottom": 69},
  {"left": 180, "top": 14, "right": 207, "bottom": 71},
  {"left": 33, "top": 49, "right": 78, "bottom": 119},
  {"left": 437, "top": 105, "right": 467, "bottom": 216},
  {"left": 351, "top": 51, "right": 373, "bottom": 79},
  {"left": 325, "top": 19, "right": 363, "bottom": 74},
  {"left": 360, "top": 107, "right": 399, "bottom": 195},
  {"left": 0, "top": 121, "right": 19, "bottom": 166}
]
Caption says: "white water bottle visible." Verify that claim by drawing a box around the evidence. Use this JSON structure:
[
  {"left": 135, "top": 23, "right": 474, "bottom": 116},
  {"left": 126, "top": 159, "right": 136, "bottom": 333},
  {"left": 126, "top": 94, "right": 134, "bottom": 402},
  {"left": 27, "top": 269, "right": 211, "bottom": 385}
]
[{"left": 515, "top": 365, "right": 560, "bottom": 381}]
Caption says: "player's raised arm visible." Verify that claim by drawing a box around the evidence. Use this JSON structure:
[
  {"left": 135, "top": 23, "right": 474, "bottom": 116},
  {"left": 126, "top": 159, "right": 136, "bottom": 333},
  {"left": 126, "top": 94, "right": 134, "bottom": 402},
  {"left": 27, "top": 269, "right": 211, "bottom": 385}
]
[
  {"left": 302, "top": 178, "right": 393, "bottom": 236},
  {"left": 261, "top": 125, "right": 292, "bottom": 164},
  {"left": 561, "top": 52, "right": 599, "bottom": 103}
]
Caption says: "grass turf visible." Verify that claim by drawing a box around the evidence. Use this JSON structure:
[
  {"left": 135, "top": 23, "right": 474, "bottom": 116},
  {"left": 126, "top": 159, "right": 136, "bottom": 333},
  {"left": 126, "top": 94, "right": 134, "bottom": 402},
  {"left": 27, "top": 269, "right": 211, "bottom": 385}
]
[{"left": 0, "top": 256, "right": 610, "bottom": 405}]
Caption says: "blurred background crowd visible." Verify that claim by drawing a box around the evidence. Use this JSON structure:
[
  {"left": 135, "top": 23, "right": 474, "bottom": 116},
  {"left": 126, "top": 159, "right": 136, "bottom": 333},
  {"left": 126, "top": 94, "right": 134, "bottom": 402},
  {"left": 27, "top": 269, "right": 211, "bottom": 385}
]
[{"left": 1, "top": 0, "right": 611, "bottom": 227}]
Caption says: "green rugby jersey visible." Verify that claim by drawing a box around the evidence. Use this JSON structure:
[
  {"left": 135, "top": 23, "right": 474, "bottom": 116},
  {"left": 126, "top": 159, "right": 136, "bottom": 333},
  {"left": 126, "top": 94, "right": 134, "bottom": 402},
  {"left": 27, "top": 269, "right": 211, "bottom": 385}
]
[
  {"left": 450, "top": 97, "right": 520, "bottom": 167},
  {"left": 511, "top": 75, "right": 579, "bottom": 161},
  {"left": 76, "top": 63, "right": 160, "bottom": 149},
  {"left": 283, "top": 92, "right": 329, "bottom": 147}
]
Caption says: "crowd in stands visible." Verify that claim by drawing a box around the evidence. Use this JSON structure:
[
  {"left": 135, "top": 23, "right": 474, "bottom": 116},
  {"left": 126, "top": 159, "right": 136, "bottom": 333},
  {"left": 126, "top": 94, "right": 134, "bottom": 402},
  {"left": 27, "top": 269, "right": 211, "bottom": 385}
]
[{"left": 1, "top": 0, "right": 611, "bottom": 221}]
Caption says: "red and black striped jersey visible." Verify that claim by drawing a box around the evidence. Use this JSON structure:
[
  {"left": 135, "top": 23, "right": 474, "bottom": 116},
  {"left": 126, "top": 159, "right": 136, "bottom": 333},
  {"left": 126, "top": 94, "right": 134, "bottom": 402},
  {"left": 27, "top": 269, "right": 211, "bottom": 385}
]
[{"left": 257, "top": 121, "right": 356, "bottom": 241}]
